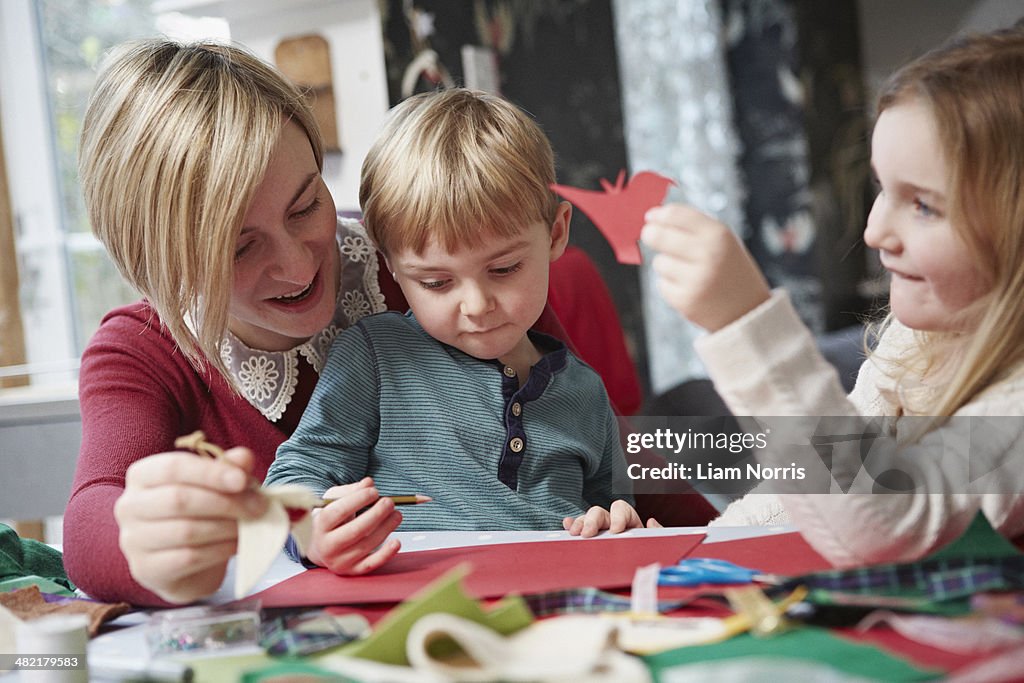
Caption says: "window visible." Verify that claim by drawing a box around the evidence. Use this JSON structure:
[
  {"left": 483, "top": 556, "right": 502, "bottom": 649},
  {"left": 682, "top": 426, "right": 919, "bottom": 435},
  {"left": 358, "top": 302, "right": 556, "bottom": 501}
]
[{"left": 0, "top": 0, "right": 228, "bottom": 390}]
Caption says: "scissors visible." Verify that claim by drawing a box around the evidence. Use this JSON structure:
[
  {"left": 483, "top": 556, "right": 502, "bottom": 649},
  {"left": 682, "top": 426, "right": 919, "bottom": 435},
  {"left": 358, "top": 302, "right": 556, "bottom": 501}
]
[{"left": 657, "top": 558, "right": 778, "bottom": 587}]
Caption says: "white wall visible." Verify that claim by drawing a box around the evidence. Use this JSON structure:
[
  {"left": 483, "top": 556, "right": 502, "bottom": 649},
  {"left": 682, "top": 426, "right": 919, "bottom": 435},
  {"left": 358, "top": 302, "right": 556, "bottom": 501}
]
[
  {"left": 858, "top": 0, "right": 1024, "bottom": 102},
  {"left": 209, "top": 0, "right": 391, "bottom": 212}
]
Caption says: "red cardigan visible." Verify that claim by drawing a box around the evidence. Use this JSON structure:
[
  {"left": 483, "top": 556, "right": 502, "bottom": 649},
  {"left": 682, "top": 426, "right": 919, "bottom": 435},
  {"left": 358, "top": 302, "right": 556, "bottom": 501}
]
[
  {"left": 64, "top": 270, "right": 713, "bottom": 605},
  {"left": 64, "top": 271, "right": 408, "bottom": 605}
]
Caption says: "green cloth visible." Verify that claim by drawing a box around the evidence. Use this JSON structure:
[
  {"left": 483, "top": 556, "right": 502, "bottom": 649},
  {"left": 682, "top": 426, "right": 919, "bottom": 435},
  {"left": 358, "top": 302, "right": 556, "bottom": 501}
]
[
  {"left": 0, "top": 523, "right": 74, "bottom": 593},
  {"left": 644, "top": 628, "right": 942, "bottom": 682}
]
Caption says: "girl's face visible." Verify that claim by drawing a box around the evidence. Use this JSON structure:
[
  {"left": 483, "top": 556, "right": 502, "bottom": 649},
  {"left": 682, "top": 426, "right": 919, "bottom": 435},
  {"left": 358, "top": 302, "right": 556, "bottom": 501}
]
[
  {"left": 864, "top": 99, "right": 987, "bottom": 331},
  {"left": 228, "top": 121, "right": 339, "bottom": 350}
]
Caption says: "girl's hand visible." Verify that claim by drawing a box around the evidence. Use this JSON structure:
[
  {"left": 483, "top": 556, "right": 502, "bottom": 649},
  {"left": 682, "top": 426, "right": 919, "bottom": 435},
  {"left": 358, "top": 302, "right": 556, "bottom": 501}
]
[
  {"left": 114, "top": 446, "right": 267, "bottom": 604},
  {"left": 641, "top": 204, "right": 771, "bottom": 332},
  {"left": 304, "top": 478, "right": 403, "bottom": 575},
  {"left": 562, "top": 500, "right": 659, "bottom": 538}
]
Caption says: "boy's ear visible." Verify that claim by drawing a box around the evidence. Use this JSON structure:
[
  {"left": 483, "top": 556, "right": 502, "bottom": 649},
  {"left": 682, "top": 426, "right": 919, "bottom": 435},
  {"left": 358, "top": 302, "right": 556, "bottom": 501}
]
[
  {"left": 383, "top": 255, "right": 397, "bottom": 279},
  {"left": 548, "top": 201, "right": 572, "bottom": 262}
]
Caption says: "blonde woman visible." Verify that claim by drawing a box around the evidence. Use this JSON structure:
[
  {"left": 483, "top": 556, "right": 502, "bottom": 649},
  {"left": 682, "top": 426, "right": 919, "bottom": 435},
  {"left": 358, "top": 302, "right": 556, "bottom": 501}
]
[{"left": 66, "top": 39, "right": 580, "bottom": 605}]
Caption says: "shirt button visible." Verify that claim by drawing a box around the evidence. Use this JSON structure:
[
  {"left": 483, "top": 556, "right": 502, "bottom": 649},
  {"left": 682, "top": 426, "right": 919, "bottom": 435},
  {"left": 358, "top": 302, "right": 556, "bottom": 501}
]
[
  {"left": 509, "top": 437, "right": 524, "bottom": 452},
  {"left": 511, "top": 402, "right": 522, "bottom": 417},
  {"left": 503, "top": 365, "right": 516, "bottom": 378}
]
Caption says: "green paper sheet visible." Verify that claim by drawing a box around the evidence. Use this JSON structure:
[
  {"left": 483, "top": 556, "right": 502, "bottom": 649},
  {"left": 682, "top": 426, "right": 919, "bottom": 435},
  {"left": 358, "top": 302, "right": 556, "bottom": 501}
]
[
  {"left": 929, "top": 510, "right": 1022, "bottom": 560},
  {"left": 644, "top": 628, "right": 942, "bottom": 682},
  {"left": 334, "top": 563, "right": 533, "bottom": 666}
]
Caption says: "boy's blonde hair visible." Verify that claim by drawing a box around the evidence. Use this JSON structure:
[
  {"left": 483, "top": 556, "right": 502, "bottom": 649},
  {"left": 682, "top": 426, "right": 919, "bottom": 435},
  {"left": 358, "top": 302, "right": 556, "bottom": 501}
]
[
  {"left": 78, "top": 39, "right": 323, "bottom": 378},
  {"left": 359, "top": 88, "right": 558, "bottom": 256},
  {"left": 874, "top": 25, "right": 1024, "bottom": 419}
]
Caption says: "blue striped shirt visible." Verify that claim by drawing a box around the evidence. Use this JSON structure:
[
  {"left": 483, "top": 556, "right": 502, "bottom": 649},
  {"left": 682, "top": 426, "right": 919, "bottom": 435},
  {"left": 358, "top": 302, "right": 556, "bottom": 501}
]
[{"left": 266, "top": 311, "right": 632, "bottom": 531}]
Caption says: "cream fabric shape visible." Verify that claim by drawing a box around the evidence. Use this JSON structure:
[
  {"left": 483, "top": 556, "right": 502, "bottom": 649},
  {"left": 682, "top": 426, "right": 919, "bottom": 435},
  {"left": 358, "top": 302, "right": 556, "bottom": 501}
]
[
  {"left": 406, "top": 613, "right": 651, "bottom": 683},
  {"left": 235, "top": 484, "right": 320, "bottom": 599}
]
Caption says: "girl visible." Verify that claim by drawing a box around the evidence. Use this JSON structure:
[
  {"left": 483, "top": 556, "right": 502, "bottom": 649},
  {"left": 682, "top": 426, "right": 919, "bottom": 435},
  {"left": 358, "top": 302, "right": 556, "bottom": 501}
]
[{"left": 641, "top": 25, "right": 1024, "bottom": 567}]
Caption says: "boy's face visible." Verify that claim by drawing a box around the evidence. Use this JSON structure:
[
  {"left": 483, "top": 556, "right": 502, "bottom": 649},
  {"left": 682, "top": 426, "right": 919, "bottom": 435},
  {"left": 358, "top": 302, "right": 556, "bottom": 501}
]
[{"left": 390, "top": 204, "right": 570, "bottom": 363}]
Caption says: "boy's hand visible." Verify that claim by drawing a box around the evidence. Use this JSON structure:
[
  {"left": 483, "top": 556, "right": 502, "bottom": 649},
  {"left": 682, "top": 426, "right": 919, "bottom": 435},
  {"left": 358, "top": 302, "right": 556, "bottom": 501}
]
[
  {"left": 305, "top": 478, "right": 402, "bottom": 575},
  {"left": 562, "top": 500, "right": 659, "bottom": 538},
  {"left": 641, "top": 204, "right": 770, "bottom": 332}
]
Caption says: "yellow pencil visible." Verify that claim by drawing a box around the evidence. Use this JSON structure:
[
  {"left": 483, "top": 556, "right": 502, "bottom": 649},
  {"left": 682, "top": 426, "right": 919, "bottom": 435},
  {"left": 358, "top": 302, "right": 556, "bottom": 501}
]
[{"left": 313, "top": 494, "right": 432, "bottom": 508}]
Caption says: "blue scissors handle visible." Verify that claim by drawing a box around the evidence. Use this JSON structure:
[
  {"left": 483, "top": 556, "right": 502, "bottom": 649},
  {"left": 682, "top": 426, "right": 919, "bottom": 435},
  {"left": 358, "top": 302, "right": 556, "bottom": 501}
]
[{"left": 658, "top": 558, "right": 764, "bottom": 586}]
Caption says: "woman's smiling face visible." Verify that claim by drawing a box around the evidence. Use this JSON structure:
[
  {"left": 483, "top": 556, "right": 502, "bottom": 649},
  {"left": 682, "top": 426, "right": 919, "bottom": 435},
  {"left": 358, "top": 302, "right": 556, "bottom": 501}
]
[{"left": 228, "top": 121, "right": 339, "bottom": 351}]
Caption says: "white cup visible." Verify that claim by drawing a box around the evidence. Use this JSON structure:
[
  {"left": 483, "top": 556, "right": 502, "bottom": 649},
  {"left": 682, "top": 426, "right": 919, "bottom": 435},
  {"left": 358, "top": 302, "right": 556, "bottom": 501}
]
[{"left": 15, "top": 614, "right": 89, "bottom": 683}]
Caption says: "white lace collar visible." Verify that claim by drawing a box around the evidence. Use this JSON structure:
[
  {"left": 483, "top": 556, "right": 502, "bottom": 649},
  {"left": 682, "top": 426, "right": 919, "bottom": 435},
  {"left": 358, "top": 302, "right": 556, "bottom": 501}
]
[{"left": 219, "top": 218, "right": 387, "bottom": 422}]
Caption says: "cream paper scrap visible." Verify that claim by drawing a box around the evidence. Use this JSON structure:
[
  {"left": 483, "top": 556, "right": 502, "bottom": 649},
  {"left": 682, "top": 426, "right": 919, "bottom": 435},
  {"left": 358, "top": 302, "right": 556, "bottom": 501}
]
[{"left": 235, "top": 484, "right": 319, "bottom": 599}]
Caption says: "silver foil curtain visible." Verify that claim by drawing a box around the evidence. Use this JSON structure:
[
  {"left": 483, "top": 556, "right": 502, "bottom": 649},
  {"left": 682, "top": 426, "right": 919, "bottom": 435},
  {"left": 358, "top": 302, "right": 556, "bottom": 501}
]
[{"left": 612, "top": 0, "right": 747, "bottom": 395}]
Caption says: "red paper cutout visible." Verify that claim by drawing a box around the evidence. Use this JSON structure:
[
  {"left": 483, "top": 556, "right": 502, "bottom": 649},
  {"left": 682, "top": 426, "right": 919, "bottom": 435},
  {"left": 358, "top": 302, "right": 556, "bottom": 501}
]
[
  {"left": 550, "top": 170, "right": 675, "bottom": 265},
  {"left": 253, "top": 534, "right": 704, "bottom": 608}
]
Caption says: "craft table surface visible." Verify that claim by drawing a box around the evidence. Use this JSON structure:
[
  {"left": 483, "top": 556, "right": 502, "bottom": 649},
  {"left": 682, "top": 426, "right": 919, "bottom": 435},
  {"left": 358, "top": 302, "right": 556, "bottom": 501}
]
[
  {"left": 13, "top": 524, "right": 1000, "bottom": 680},
  {"left": 75, "top": 525, "right": 790, "bottom": 677},
  {"left": 215, "top": 524, "right": 790, "bottom": 604}
]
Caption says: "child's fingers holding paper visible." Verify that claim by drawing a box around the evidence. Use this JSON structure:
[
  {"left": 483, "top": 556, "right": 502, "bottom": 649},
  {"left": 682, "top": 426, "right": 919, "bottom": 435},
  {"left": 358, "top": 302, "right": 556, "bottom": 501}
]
[
  {"left": 641, "top": 204, "right": 720, "bottom": 257},
  {"left": 314, "top": 482, "right": 382, "bottom": 526},
  {"left": 564, "top": 506, "right": 611, "bottom": 538},
  {"left": 643, "top": 203, "right": 770, "bottom": 331},
  {"left": 608, "top": 499, "right": 643, "bottom": 533},
  {"left": 318, "top": 518, "right": 402, "bottom": 576},
  {"left": 322, "top": 477, "right": 374, "bottom": 502},
  {"left": 307, "top": 487, "right": 403, "bottom": 569}
]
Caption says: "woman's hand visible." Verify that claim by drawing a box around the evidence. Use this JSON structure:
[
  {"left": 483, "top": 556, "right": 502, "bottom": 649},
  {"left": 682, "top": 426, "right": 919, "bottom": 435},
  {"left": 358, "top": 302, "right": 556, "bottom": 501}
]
[
  {"left": 562, "top": 500, "right": 660, "bottom": 538},
  {"left": 304, "top": 478, "right": 403, "bottom": 575},
  {"left": 114, "top": 446, "right": 267, "bottom": 604},
  {"left": 641, "top": 204, "right": 771, "bottom": 332}
]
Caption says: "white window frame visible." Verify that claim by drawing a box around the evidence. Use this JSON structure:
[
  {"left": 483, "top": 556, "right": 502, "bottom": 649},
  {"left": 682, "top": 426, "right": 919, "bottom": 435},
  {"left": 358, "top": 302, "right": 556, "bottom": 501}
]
[
  {"left": 0, "top": 0, "right": 388, "bottom": 392},
  {"left": 0, "top": 0, "right": 77, "bottom": 387}
]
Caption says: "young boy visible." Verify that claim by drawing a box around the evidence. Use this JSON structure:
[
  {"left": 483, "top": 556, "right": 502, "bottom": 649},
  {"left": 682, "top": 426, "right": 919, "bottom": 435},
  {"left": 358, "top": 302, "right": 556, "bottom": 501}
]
[{"left": 266, "top": 89, "right": 644, "bottom": 566}]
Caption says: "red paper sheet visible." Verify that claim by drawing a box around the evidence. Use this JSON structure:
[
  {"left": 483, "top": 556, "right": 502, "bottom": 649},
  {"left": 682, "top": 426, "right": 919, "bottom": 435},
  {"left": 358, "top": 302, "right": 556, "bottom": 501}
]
[
  {"left": 697, "top": 531, "right": 833, "bottom": 575},
  {"left": 838, "top": 626, "right": 995, "bottom": 674},
  {"left": 550, "top": 170, "right": 675, "bottom": 265},
  {"left": 254, "top": 534, "right": 705, "bottom": 608},
  {"left": 657, "top": 530, "right": 834, "bottom": 604}
]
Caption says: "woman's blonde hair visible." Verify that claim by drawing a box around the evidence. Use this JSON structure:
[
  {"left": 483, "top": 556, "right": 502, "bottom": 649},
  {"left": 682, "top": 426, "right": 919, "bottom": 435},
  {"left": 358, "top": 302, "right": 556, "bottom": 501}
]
[
  {"left": 78, "top": 38, "right": 323, "bottom": 378},
  {"left": 359, "top": 88, "right": 558, "bottom": 256},
  {"left": 873, "top": 25, "right": 1024, "bottom": 419}
]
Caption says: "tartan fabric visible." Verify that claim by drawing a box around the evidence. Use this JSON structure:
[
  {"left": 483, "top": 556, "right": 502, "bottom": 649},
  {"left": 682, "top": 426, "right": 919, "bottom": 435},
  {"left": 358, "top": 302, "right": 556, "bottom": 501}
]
[
  {"left": 780, "top": 556, "right": 1024, "bottom": 603},
  {"left": 524, "top": 587, "right": 689, "bottom": 617}
]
